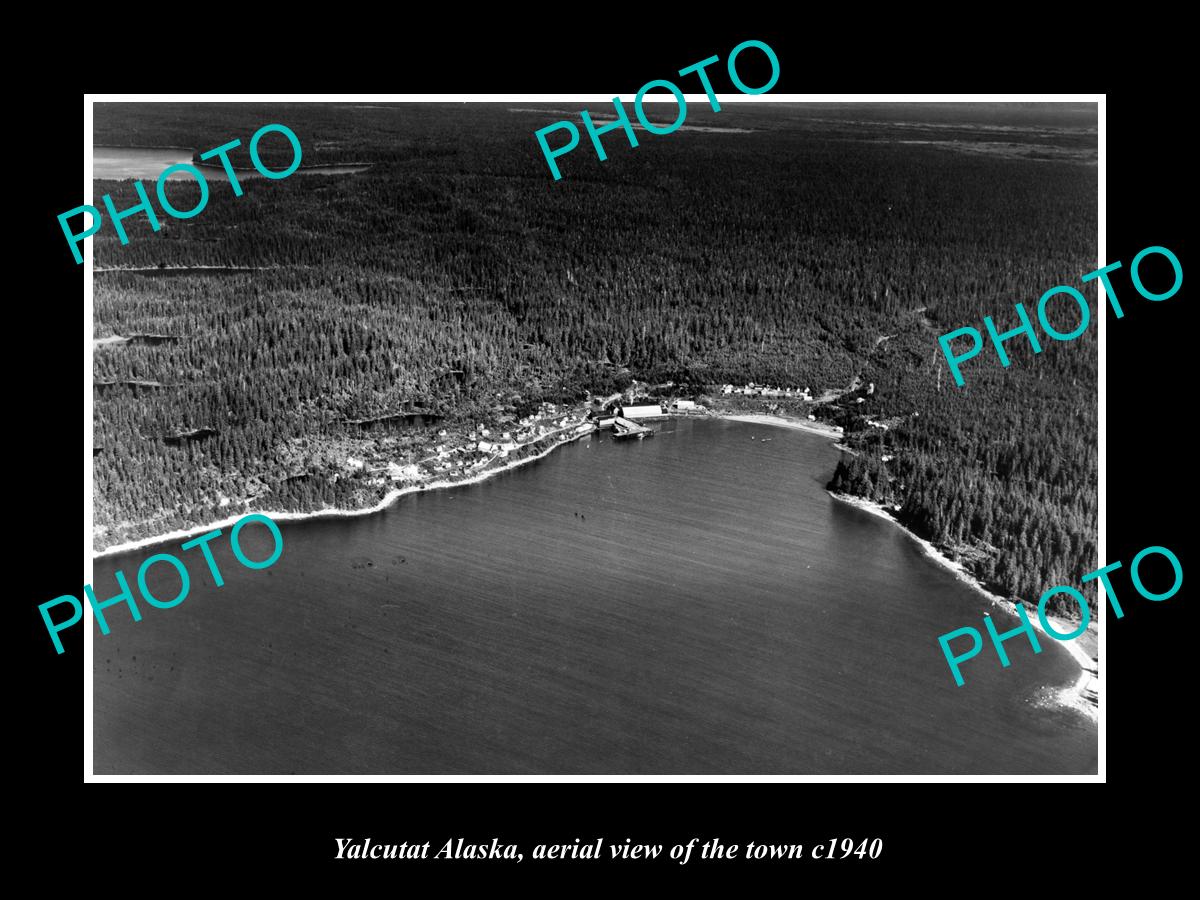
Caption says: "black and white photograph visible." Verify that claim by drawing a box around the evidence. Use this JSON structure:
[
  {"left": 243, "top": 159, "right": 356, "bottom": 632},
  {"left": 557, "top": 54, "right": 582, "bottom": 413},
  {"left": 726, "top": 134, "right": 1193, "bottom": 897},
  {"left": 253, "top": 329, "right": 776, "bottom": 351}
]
[{"left": 80, "top": 94, "right": 1105, "bottom": 776}]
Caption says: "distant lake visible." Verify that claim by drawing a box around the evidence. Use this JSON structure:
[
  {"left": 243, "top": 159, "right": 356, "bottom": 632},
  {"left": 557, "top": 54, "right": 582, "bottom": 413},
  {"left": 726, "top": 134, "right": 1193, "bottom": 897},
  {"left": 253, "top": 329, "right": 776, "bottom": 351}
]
[
  {"left": 94, "top": 146, "right": 369, "bottom": 181},
  {"left": 92, "top": 418, "right": 1096, "bottom": 774}
]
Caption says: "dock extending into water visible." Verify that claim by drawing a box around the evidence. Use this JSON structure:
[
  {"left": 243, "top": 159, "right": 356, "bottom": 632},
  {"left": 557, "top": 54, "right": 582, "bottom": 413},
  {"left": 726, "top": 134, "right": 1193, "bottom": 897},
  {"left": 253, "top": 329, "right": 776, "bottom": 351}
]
[{"left": 612, "top": 416, "right": 653, "bottom": 440}]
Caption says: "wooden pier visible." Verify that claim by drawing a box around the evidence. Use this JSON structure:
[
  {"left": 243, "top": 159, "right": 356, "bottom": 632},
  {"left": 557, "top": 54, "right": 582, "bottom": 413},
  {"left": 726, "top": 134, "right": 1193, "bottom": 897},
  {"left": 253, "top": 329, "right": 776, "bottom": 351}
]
[{"left": 612, "top": 416, "right": 653, "bottom": 440}]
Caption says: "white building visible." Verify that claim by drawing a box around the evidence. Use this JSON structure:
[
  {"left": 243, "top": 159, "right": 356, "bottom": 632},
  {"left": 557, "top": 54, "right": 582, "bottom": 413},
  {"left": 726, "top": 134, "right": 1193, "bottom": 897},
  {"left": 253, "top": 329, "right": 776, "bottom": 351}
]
[
  {"left": 674, "top": 399, "right": 697, "bottom": 410},
  {"left": 623, "top": 404, "right": 663, "bottom": 419},
  {"left": 388, "top": 462, "right": 422, "bottom": 481}
]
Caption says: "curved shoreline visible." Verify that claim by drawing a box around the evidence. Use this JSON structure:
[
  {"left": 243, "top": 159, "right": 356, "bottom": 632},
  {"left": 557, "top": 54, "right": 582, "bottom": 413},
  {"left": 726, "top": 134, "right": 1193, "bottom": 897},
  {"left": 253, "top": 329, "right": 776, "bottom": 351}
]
[
  {"left": 92, "top": 408, "right": 1098, "bottom": 719},
  {"left": 94, "top": 412, "right": 815, "bottom": 559},
  {"left": 828, "top": 491, "right": 1097, "bottom": 719},
  {"left": 717, "top": 412, "right": 844, "bottom": 440},
  {"left": 93, "top": 427, "right": 593, "bottom": 560},
  {"left": 711, "top": 412, "right": 1096, "bottom": 717}
]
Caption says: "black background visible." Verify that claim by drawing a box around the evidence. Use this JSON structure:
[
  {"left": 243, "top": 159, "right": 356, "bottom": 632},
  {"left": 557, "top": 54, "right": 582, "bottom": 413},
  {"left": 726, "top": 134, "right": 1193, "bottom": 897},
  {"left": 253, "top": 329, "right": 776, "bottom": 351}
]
[{"left": 18, "top": 22, "right": 1187, "bottom": 887}]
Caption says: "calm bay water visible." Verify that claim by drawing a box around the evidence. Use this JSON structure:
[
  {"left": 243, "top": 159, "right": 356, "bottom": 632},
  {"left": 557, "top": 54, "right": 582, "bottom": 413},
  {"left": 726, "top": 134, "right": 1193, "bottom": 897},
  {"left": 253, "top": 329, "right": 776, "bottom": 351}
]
[
  {"left": 92, "top": 418, "right": 1096, "bottom": 774},
  {"left": 93, "top": 146, "right": 369, "bottom": 180}
]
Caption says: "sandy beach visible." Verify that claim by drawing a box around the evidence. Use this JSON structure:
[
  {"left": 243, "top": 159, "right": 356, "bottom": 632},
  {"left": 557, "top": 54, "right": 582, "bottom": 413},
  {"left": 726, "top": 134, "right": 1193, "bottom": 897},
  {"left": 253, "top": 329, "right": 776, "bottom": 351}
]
[{"left": 719, "top": 412, "right": 845, "bottom": 439}]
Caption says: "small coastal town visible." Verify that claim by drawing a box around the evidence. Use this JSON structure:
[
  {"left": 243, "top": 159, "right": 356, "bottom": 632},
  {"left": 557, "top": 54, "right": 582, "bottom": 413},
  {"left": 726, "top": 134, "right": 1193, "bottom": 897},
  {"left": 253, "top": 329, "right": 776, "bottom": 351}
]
[
  {"left": 92, "top": 368, "right": 1097, "bottom": 718},
  {"left": 92, "top": 378, "right": 844, "bottom": 554},
  {"left": 268, "top": 381, "right": 840, "bottom": 511},
  {"left": 90, "top": 369, "right": 901, "bottom": 563},
  {"left": 88, "top": 101, "right": 1102, "bottom": 782}
]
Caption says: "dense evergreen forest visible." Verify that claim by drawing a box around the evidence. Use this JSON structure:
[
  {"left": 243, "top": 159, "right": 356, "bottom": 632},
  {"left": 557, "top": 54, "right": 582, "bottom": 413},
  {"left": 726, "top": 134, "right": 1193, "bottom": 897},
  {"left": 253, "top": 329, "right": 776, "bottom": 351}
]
[{"left": 91, "top": 102, "right": 1098, "bottom": 616}]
